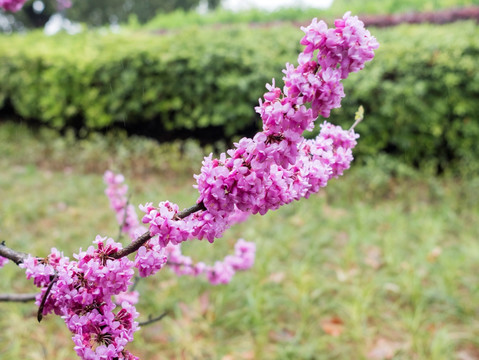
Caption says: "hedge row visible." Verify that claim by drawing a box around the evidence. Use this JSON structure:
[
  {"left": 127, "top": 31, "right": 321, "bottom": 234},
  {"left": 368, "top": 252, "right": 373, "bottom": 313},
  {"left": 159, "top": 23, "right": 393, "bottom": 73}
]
[
  {"left": 338, "top": 21, "right": 479, "bottom": 173},
  {"left": 0, "top": 25, "right": 300, "bottom": 139},
  {"left": 1, "top": 21, "right": 478, "bottom": 173}
]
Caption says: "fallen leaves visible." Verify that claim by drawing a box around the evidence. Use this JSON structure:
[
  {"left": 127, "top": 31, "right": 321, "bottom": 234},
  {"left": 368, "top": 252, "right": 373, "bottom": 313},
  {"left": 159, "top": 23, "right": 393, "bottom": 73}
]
[
  {"left": 427, "top": 246, "right": 442, "bottom": 262},
  {"left": 269, "top": 328, "right": 296, "bottom": 343},
  {"left": 221, "top": 351, "right": 254, "bottom": 360},
  {"left": 367, "top": 338, "right": 405, "bottom": 360},
  {"left": 335, "top": 267, "right": 359, "bottom": 282},
  {"left": 364, "top": 246, "right": 384, "bottom": 270},
  {"left": 320, "top": 316, "right": 345, "bottom": 337},
  {"left": 266, "top": 271, "right": 286, "bottom": 284}
]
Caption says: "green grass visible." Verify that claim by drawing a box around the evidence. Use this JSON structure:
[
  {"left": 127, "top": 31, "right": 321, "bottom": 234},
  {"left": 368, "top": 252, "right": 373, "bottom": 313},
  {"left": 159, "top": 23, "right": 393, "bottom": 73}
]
[{"left": 1, "top": 122, "right": 479, "bottom": 359}]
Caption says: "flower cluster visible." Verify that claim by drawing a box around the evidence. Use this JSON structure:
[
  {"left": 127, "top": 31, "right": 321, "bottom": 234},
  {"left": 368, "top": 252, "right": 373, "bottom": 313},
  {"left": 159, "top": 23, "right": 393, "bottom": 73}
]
[
  {"left": 194, "top": 12, "right": 377, "bottom": 225},
  {"left": 135, "top": 13, "right": 376, "bottom": 286},
  {"left": 104, "top": 171, "right": 145, "bottom": 240},
  {"left": 21, "top": 237, "right": 139, "bottom": 359},
  {"left": 105, "top": 171, "right": 255, "bottom": 283},
  {"left": 165, "top": 238, "right": 256, "bottom": 285}
]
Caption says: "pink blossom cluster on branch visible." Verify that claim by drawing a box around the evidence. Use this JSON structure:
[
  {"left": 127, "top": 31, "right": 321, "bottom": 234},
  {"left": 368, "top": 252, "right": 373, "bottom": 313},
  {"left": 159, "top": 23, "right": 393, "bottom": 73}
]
[
  {"left": 142, "top": 12, "right": 378, "bottom": 246},
  {"left": 20, "top": 239, "right": 139, "bottom": 359},
  {"left": 0, "top": 13, "right": 378, "bottom": 360},
  {"left": 104, "top": 170, "right": 255, "bottom": 283},
  {"left": 164, "top": 238, "right": 255, "bottom": 285}
]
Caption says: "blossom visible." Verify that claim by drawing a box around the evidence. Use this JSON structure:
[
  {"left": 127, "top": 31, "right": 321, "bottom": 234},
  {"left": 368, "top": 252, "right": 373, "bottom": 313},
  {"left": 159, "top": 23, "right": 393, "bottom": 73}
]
[
  {"left": 165, "top": 239, "right": 255, "bottom": 285},
  {"left": 22, "top": 239, "right": 139, "bottom": 360},
  {"left": 0, "top": 0, "right": 27, "bottom": 12},
  {"left": 104, "top": 171, "right": 145, "bottom": 240},
  {"left": 0, "top": 256, "right": 8, "bottom": 268},
  {"left": 134, "top": 236, "right": 168, "bottom": 277}
]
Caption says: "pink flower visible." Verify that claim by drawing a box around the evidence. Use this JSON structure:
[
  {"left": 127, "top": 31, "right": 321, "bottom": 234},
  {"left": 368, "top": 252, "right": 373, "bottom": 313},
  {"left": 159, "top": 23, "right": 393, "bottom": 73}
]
[
  {"left": 134, "top": 237, "right": 168, "bottom": 277},
  {"left": 0, "top": 0, "right": 27, "bottom": 12},
  {"left": 114, "top": 291, "right": 139, "bottom": 306},
  {"left": 0, "top": 256, "right": 8, "bottom": 268}
]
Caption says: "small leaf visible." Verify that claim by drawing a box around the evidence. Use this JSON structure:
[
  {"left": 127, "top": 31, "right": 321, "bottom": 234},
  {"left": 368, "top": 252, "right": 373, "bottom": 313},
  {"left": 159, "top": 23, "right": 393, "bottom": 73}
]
[{"left": 355, "top": 105, "right": 365, "bottom": 122}]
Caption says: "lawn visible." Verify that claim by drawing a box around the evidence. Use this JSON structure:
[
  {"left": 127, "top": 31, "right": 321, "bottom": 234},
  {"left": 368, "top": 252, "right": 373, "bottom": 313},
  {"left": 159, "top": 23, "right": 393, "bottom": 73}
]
[{"left": 0, "top": 123, "right": 478, "bottom": 359}]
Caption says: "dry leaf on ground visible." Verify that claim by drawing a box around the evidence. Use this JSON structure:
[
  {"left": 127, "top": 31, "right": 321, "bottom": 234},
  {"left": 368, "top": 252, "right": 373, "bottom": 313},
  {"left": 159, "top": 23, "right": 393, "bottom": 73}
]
[
  {"left": 367, "top": 338, "right": 404, "bottom": 359},
  {"left": 320, "top": 316, "right": 344, "bottom": 337}
]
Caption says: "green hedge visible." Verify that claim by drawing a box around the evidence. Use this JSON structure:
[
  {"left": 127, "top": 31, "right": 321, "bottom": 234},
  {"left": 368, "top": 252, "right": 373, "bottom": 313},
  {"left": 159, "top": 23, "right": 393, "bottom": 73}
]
[
  {"left": 338, "top": 21, "right": 479, "bottom": 174},
  {"left": 0, "top": 26, "right": 299, "bottom": 139},
  {"left": 0, "top": 21, "right": 478, "bottom": 173}
]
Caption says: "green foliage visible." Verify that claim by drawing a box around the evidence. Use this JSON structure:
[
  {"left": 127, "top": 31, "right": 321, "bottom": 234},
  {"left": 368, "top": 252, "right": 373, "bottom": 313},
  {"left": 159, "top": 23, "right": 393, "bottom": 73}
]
[
  {"left": 0, "top": 25, "right": 299, "bottom": 140},
  {"left": 1, "top": 21, "right": 479, "bottom": 173},
  {"left": 5, "top": 0, "right": 212, "bottom": 30},
  {"left": 65, "top": 0, "right": 203, "bottom": 26}
]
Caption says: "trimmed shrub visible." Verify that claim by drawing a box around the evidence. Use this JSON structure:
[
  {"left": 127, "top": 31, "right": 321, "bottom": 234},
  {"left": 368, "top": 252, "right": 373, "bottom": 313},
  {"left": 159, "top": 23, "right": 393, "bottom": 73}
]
[{"left": 0, "top": 21, "right": 478, "bottom": 172}]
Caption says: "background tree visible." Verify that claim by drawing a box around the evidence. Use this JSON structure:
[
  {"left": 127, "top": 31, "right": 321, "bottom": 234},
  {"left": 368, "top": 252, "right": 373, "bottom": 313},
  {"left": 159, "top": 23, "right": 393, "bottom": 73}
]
[{"left": 1, "top": 0, "right": 223, "bottom": 30}]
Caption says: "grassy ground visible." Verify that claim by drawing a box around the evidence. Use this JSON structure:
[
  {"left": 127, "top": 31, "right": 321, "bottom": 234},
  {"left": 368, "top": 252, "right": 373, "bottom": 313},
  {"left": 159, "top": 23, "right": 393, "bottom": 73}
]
[{"left": 0, "top": 123, "right": 478, "bottom": 359}]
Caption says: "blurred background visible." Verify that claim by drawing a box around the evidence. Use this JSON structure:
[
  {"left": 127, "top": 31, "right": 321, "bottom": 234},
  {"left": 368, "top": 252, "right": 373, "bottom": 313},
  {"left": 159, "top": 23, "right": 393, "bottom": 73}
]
[{"left": 1, "top": 0, "right": 479, "bottom": 359}]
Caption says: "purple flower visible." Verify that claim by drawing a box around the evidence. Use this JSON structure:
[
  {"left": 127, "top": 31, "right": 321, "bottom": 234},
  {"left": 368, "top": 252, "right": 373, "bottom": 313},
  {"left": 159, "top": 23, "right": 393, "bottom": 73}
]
[
  {"left": 0, "top": 256, "right": 8, "bottom": 268},
  {"left": 0, "top": 0, "right": 27, "bottom": 12}
]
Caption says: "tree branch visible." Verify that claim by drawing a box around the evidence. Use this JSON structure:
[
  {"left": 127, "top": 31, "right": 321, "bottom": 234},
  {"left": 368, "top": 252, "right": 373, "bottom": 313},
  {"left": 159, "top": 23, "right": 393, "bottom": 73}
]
[
  {"left": 111, "top": 202, "right": 206, "bottom": 260},
  {"left": 0, "top": 241, "right": 30, "bottom": 265},
  {"left": 138, "top": 311, "right": 168, "bottom": 327},
  {"left": 111, "top": 230, "right": 153, "bottom": 260},
  {"left": 175, "top": 202, "right": 206, "bottom": 220},
  {"left": 0, "top": 202, "right": 207, "bottom": 266},
  {"left": 0, "top": 293, "right": 37, "bottom": 302}
]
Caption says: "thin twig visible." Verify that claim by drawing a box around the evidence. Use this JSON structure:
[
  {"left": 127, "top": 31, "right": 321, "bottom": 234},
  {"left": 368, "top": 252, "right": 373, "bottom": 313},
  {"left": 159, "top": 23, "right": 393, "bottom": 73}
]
[
  {"left": 0, "top": 202, "right": 207, "bottom": 265},
  {"left": 138, "top": 311, "right": 168, "bottom": 327},
  {"left": 37, "top": 273, "right": 58, "bottom": 322},
  {"left": 349, "top": 105, "right": 364, "bottom": 131},
  {"left": 175, "top": 202, "right": 207, "bottom": 220},
  {"left": 0, "top": 293, "right": 38, "bottom": 302},
  {"left": 129, "top": 276, "right": 141, "bottom": 292}
]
